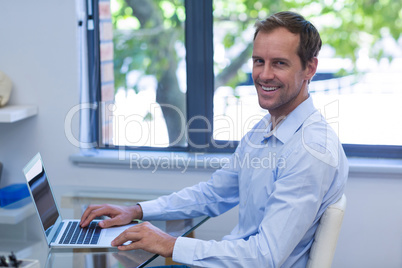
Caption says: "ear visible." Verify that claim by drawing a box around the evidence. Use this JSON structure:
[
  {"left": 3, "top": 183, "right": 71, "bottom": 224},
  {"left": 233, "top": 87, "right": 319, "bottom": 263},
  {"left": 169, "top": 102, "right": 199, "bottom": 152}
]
[{"left": 304, "top": 57, "right": 318, "bottom": 82}]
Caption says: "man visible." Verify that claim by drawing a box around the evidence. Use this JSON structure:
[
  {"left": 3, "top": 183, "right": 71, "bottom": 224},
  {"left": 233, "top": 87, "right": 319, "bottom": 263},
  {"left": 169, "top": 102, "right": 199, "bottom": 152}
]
[{"left": 81, "top": 11, "right": 348, "bottom": 267}]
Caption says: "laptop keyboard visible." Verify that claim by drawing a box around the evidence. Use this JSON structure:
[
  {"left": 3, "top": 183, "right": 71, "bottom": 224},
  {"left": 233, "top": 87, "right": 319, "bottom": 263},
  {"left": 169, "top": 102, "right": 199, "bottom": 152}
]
[{"left": 59, "top": 221, "right": 101, "bottom": 245}]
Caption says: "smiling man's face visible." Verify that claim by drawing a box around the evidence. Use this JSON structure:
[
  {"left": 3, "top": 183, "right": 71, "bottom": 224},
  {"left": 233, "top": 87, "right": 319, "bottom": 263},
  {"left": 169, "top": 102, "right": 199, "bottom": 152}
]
[{"left": 252, "top": 27, "right": 317, "bottom": 119}]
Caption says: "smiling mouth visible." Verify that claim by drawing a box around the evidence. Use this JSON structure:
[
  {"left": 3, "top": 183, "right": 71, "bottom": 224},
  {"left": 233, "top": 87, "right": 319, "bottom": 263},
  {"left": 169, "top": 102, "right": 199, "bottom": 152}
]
[{"left": 261, "top": 86, "right": 279, "bottom": 92}]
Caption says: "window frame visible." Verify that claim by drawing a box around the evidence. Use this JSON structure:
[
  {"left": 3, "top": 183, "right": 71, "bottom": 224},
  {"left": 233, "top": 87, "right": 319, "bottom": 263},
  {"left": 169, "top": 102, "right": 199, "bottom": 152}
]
[{"left": 85, "top": 0, "right": 402, "bottom": 159}]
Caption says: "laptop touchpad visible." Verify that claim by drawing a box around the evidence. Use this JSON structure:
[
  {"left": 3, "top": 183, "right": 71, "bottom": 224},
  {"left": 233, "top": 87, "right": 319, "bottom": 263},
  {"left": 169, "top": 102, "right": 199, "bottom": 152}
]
[{"left": 104, "top": 224, "right": 136, "bottom": 237}]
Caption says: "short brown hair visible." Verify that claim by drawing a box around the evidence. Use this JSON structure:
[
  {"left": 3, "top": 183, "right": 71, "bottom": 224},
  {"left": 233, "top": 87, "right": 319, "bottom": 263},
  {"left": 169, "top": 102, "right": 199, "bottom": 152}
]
[{"left": 254, "top": 11, "right": 322, "bottom": 69}]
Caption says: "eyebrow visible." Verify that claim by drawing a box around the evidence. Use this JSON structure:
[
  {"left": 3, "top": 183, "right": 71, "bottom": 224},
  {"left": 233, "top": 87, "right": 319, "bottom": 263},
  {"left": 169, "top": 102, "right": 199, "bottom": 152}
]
[
  {"left": 251, "top": 56, "right": 291, "bottom": 63},
  {"left": 271, "top": 57, "right": 290, "bottom": 63}
]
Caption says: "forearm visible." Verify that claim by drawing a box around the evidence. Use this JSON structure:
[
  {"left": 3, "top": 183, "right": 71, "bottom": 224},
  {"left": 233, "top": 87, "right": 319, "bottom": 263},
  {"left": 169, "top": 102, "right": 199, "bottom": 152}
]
[
  {"left": 172, "top": 235, "right": 277, "bottom": 267},
  {"left": 138, "top": 152, "right": 240, "bottom": 221},
  {"left": 140, "top": 179, "right": 239, "bottom": 221}
]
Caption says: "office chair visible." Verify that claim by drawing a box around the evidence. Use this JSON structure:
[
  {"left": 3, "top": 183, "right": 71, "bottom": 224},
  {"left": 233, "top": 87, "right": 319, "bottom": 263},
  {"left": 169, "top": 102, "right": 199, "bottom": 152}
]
[{"left": 307, "top": 194, "right": 347, "bottom": 268}]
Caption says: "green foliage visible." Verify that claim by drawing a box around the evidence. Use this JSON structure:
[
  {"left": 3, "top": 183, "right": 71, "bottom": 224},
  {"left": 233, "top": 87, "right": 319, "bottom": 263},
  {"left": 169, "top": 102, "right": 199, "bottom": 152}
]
[
  {"left": 111, "top": 0, "right": 402, "bottom": 92},
  {"left": 111, "top": 0, "right": 185, "bottom": 92},
  {"left": 108, "top": 0, "right": 401, "bottom": 144},
  {"left": 212, "top": 0, "right": 402, "bottom": 85}
]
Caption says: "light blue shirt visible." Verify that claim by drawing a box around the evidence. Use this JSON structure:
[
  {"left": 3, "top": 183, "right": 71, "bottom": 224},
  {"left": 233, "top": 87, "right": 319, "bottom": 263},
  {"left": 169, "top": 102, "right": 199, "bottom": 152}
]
[{"left": 140, "top": 96, "right": 348, "bottom": 267}]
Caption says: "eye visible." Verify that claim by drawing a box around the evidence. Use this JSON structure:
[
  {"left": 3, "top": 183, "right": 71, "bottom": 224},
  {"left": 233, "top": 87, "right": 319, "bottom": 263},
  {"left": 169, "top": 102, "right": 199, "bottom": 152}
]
[
  {"left": 273, "top": 60, "right": 289, "bottom": 68},
  {"left": 253, "top": 58, "right": 264, "bottom": 65}
]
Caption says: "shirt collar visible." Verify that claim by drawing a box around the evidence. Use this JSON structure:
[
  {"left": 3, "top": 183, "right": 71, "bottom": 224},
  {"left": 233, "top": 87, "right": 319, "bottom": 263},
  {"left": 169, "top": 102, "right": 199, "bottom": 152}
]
[{"left": 262, "top": 96, "right": 317, "bottom": 144}]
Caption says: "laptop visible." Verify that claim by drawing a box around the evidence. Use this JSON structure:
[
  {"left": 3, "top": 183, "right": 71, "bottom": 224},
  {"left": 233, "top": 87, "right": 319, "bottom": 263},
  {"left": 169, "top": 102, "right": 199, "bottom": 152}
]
[{"left": 22, "top": 153, "right": 137, "bottom": 248}]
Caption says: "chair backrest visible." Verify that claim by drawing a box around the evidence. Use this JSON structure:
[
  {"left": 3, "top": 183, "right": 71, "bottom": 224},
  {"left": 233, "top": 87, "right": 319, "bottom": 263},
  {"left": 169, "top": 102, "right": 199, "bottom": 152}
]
[{"left": 306, "top": 194, "right": 347, "bottom": 268}]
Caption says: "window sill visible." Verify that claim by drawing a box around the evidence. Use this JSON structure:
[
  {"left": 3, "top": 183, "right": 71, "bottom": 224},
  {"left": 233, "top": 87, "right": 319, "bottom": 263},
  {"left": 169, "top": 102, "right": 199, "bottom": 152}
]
[
  {"left": 347, "top": 157, "right": 402, "bottom": 176},
  {"left": 70, "top": 149, "right": 402, "bottom": 175},
  {"left": 69, "top": 149, "right": 231, "bottom": 172}
]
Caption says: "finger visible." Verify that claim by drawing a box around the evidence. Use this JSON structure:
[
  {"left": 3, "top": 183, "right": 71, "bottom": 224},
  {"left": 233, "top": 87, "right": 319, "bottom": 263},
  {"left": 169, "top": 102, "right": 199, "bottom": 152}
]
[
  {"left": 112, "top": 229, "right": 141, "bottom": 247},
  {"left": 80, "top": 205, "right": 109, "bottom": 227},
  {"left": 115, "top": 239, "right": 145, "bottom": 251},
  {"left": 80, "top": 205, "right": 102, "bottom": 226},
  {"left": 99, "top": 216, "right": 125, "bottom": 228},
  {"left": 116, "top": 242, "right": 141, "bottom": 251}
]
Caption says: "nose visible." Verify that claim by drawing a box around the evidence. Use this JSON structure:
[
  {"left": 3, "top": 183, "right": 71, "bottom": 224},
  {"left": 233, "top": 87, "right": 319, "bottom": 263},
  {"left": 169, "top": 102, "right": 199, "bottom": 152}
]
[{"left": 258, "top": 64, "right": 275, "bottom": 81}]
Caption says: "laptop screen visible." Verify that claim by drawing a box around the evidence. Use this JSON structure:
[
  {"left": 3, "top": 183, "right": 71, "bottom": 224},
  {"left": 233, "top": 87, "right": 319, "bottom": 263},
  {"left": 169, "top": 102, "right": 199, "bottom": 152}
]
[{"left": 23, "top": 153, "right": 59, "bottom": 237}]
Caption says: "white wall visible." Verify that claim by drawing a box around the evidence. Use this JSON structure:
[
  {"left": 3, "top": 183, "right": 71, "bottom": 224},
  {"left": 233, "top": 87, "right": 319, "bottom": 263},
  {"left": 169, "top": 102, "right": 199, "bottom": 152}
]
[
  {"left": 0, "top": 0, "right": 80, "bottom": 186},
  {"left": 1, "top": 1, "right": 402, "bottom": 267},
  {"left": 334, "top": 172, "right": 402, "bottom": 268}
]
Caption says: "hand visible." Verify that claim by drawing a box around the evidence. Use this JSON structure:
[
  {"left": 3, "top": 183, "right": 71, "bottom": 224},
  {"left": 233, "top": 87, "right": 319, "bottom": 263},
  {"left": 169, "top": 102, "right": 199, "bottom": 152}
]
[
  {"left": 111, "top": 221, "right": 177, "bottom": 258},
  {"left": 80, "top": 204, "right": 143, "bottom": 228}
]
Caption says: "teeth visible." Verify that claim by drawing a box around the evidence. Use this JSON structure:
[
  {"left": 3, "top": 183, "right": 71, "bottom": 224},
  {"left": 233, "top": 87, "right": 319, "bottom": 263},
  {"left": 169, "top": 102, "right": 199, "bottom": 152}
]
[{"left": 262, "top": 86, "right": 278, "bottom": 91}]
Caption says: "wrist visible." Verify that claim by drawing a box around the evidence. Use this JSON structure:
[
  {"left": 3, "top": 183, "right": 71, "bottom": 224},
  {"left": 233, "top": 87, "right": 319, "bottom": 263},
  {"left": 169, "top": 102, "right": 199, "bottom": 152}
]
[
  {"left": 164, "top": 236, "right": 177, "bottom": 258},
  {"left": 132, "top": 204, "right": 143, "bottom": 220}
]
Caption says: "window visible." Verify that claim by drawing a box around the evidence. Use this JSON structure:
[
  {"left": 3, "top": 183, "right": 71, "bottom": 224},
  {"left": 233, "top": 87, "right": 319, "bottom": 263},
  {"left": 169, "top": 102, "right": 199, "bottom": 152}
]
[
  {"left": 97, "top": 0, "right": 188, "bottom": 149},
  {"left": 85, "top": 0, "right": 402, "bottom": 158}
]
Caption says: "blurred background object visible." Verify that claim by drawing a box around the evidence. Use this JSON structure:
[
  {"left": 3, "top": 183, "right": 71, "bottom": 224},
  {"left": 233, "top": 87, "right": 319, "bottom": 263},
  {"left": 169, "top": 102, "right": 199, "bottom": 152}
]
[{"left": 0, "top": 71, "right": 12, "bottom": 107}]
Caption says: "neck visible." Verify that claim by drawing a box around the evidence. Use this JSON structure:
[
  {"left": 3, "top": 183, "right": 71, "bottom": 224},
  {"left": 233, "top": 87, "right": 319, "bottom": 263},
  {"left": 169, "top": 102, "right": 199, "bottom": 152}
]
[
  {"left": 269, "top": 91, "right": 310, "bottom": 129},
  {"left": 270, "top": 114, "right": 287, "bottom": 130}
]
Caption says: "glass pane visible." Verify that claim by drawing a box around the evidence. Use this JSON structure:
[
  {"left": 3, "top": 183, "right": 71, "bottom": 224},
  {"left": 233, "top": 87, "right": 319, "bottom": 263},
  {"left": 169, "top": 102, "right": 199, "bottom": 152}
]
[
  {"left": 310, "top": 56, "right": 402, "bottom": 146},
  {"left": 99, "top": 0, "right": 187, "bottom": 148},
  {"left": 212, "top": 1, "right": 266, "bottom": 141},
  {"left": 212, "top": 0, "right": 402, "bottom": 146}
]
